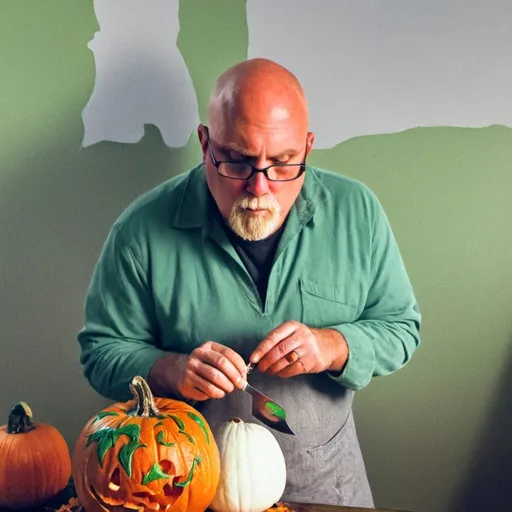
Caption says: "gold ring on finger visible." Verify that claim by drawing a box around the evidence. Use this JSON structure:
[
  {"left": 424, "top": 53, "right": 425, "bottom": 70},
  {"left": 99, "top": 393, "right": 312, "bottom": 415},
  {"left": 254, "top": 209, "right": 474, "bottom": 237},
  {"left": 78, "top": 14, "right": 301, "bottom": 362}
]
[{"left": 285, "top": 349, "right": 300, "bottom": 364}]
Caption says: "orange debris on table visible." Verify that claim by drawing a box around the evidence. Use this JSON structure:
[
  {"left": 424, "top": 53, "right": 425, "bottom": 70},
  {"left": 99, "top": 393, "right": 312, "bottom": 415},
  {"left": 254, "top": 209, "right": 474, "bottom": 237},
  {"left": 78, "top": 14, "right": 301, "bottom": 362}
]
[
  {"left": 54, "top": 497, "right": 83, "bottom": 512},
  {"left": 264, "top": 503, "right": 295, "bottom": 512}
]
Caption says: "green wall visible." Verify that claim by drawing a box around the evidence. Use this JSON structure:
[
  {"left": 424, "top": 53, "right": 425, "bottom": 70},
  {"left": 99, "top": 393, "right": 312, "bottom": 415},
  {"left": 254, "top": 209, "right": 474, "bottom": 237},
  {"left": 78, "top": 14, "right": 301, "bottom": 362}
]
[{"left": 1, "top": 2, "right": 511, "bottom": 511}]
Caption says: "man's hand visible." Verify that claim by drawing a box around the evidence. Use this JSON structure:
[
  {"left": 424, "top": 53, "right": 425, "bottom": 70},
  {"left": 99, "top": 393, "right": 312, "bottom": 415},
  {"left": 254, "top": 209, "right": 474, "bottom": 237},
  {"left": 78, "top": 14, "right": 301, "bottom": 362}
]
[
  {"left": 148, "top": 342, "right": 247, "bottom": 401},
  {"left": 249, "top": 321, "right": 349, "bottom": 378}
]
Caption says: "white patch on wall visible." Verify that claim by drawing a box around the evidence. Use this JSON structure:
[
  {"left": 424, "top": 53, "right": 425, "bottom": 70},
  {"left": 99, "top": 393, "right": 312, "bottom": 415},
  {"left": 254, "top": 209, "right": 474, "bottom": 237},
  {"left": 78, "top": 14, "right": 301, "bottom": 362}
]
[
  {"left": 82, "top": 0, "right": 199, "bottom": 148},
  {"left": 247, "top": 0, "right": 512, "bottom": 149}
]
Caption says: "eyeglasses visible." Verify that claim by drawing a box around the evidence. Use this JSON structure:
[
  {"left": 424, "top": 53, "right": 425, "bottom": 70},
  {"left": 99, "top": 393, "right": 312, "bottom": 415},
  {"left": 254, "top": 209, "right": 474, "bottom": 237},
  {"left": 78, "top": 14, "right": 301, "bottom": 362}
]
[{"left": 205, "top": 128, "right": 307, "bottom": 182}]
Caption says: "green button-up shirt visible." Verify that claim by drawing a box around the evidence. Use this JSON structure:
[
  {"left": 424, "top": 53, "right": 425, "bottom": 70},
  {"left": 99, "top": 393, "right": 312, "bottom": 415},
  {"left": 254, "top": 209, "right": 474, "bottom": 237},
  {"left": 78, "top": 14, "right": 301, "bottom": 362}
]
[{"left": 78, "top": 164, "right": 421, "bottom": 402}]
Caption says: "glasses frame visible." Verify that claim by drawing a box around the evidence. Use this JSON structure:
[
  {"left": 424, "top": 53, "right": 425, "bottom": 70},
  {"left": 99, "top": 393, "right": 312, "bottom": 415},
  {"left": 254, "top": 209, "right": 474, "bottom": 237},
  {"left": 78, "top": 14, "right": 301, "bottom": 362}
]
[{"left": 204, "top": 127, "right": 307, "bottom": 182}]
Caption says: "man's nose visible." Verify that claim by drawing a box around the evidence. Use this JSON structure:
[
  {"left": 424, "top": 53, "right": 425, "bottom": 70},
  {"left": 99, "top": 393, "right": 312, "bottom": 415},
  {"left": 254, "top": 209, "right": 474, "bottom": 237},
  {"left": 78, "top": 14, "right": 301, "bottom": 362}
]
[{"left": 246, "top": 171, "right": 270, "bottom": 197}]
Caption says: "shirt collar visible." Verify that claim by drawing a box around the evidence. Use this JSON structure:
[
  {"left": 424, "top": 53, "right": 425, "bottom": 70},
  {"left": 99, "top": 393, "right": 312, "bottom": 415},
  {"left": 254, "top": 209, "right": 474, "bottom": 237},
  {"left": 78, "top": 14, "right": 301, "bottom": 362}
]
[
  {"left": 172, "top": 164, "right": 209, "bottom": 229},
  {"left": 173, "top": 163, "right": 330, "bottom": 230}
]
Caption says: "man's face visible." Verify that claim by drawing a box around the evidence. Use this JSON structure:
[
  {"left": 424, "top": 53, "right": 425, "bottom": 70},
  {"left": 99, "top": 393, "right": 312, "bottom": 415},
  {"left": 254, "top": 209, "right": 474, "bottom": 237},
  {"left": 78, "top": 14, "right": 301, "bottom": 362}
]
[{"left": 198, "top": 118, "right": 314, "bottom": 241}]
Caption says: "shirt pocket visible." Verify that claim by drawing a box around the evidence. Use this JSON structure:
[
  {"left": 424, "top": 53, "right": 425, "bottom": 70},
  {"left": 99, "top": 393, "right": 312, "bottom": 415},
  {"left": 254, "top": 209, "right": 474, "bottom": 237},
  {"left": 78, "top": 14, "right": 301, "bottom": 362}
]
[{"left": 300, "top": 277, "right": 358, "bottom": 328}]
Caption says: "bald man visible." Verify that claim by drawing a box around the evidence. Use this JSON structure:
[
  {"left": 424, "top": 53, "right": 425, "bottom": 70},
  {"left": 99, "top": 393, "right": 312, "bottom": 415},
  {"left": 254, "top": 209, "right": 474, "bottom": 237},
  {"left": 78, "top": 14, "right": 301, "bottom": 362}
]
[{"left": 78, "top": 58, "right": 421, "bottom": 508}]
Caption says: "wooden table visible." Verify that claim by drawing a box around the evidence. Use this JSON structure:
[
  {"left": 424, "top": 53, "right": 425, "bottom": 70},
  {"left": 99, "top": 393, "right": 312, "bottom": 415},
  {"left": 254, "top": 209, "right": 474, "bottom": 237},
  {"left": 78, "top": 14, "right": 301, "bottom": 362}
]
[
  {"left": 285, "top": 503, "right": 410, "bottom": 512},
  {"left": 0, "top": 482, "right": 410, "bottom": 512},
  {"left": 1, "top": 499, "right": 410, "bottom": 512}
]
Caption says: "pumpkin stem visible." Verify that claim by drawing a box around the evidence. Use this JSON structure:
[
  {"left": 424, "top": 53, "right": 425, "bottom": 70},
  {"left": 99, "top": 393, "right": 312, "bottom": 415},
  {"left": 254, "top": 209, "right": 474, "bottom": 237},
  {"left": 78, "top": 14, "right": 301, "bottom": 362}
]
[
  {"left": 7, "top": 401, "right": 36, "bottom": 434},
  {"left": 129, "top": 376, "right": 161, "bottom": 417}
]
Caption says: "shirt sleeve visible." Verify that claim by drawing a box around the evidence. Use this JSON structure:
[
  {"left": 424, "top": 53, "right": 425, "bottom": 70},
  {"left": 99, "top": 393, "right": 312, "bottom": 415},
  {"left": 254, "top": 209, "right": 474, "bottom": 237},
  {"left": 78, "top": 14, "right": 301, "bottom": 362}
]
[
  {"left": 77, "top": 223, "right": 168, "bottom": 401},
  {"left": 328, "top": 198, "right": 421, "bottom": 390}
]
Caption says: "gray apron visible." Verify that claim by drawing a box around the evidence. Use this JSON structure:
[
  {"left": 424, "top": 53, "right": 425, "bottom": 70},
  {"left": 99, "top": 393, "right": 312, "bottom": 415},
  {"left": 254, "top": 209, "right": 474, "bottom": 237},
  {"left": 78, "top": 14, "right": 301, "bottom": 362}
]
[{"left": 194, "top": 370, "right": 374, "bottom": 508}]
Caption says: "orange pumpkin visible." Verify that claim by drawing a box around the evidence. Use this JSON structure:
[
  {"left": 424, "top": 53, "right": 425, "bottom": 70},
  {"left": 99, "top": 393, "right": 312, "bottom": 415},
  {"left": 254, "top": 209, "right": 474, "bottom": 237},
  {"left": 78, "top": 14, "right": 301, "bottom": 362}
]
[
  {"left": 0, "top": 401, "right": 72, "bottom": 509},
  {"left": 72, "top": 376, "right": 220, "bottom": 512}
]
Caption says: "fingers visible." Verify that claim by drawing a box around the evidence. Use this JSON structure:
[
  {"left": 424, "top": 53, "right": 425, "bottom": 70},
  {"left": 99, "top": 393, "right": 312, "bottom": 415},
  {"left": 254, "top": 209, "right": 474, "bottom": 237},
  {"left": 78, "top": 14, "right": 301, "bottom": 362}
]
[
  {"left": 276, "top": 358, "right": 307, "bottom": 379},
  {"left": 212, "top": 342, "right": 248, "bottom": 383},
  {"left": 177, "top": 361, "right": 231, "bottom": 401},
  {"left": 261, "top": 337, "right": 303, "bottom": 375},
  {"left": 191, "top": 359, "right": 236, "bottom": 395},
  {"left": 182, "top": 383, "right": 211, "bottom": 402},
  {"left": 180, "top": 342, "right": 248, "bottom": 400},
  {"left": 185, "top": 370, "right": 227, "bottom": 400},
  {"left": 198, "top": 341, "right": 247, "bottom": 385},
  {"left": 250, "top": 321, "right": 301, "bottom": 370}
]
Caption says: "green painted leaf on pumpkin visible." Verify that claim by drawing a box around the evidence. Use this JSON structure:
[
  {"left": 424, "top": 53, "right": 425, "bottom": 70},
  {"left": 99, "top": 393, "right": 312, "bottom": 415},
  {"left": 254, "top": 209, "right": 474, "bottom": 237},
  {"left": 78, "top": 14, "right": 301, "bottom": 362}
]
[
  {"left": 175, "top": 456, "right": 202, "bottom": 488},
  {"left": 187, "top": 412, "right": 210, "bottom": 444},
  {"left": 156, "top": 430, "right": 176, "bottom": 447},
  {"left": 141, "top": 462, "right": 172, "bottom": 484},
  {"left": 179, "top": 430, "right": 195, "bottom": 444},
  {"left": 166, "top": 414, "right": 196, "bottom": 444},
  {"left": 86, "top": 428, "right": 115, "bottom": 465},
  {"left": 86, "top": 423, "right": 145, "bottom": 476},
  {"left": 93, "top": 411, "right": 120, "bottom": 423},
  {"left": 166, "top": 414, "right": 185, "bottom": 431}
]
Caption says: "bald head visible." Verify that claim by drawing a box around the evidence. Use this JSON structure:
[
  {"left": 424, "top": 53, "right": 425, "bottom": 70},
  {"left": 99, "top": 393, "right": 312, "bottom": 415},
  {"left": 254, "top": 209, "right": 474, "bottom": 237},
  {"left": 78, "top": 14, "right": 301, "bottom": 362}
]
[{"left": 207, "top": 58, "right": 309, "bottom": 137}]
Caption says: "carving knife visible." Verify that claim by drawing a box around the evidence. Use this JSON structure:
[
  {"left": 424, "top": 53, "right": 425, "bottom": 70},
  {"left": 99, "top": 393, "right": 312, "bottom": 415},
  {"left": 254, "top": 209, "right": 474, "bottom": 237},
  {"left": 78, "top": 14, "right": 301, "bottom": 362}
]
[{"left": 239, "top": 363, "right": 295, "bottom": 435}]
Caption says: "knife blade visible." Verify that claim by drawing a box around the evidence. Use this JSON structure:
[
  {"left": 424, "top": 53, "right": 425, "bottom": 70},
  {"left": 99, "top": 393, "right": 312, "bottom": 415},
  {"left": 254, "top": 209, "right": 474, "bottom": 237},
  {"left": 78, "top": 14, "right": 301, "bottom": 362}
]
[{"left": 239, "top": 363, "right": 295, "bottom": 435}]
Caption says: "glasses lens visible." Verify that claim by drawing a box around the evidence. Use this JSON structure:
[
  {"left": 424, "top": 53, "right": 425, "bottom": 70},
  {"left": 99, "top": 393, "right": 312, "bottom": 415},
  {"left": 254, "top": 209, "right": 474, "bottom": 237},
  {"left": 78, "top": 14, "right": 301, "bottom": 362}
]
[
  {"left": 267, "top": 164, "right": 305, "bottom": 181},
  {"left": 218, "top": 162, "right": 252, "bottom": 179},
  {"left": 218, "top": 162, "right": 306, "bottom": 181}
]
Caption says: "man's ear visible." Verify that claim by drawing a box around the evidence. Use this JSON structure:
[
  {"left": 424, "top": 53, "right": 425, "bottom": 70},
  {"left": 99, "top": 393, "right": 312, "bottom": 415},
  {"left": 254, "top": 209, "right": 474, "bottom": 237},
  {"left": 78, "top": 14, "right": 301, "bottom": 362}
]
[
  {"left": 197, "top": 124, "right": 208, "bottom": 163},
  {"left": 305, "top": 131, "right": 315, "bottom": 158}
]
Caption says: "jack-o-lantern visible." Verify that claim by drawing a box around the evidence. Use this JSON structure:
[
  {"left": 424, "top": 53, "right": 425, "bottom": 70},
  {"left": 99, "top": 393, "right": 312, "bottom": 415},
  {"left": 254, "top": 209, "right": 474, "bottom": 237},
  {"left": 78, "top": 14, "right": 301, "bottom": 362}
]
[{"left": 72, "top": 376, "right": 220, "bottom": 512}]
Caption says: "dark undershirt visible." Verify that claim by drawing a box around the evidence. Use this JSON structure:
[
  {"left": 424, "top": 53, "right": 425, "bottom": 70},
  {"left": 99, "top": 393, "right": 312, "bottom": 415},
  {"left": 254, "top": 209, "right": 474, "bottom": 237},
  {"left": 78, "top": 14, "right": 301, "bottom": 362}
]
[
  {"left": 224, "top": 221, "right": 285, "bottom": 306},
  {"left": 210, "top": 193, "right": 285, "bottom": 305}
]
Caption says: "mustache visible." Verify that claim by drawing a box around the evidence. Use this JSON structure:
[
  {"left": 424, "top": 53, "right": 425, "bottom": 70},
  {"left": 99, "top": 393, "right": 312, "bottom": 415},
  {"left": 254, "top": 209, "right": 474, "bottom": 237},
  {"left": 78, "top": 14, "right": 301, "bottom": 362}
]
[{"left": 234, "top": 195, "right": 278, "bottom": 211}]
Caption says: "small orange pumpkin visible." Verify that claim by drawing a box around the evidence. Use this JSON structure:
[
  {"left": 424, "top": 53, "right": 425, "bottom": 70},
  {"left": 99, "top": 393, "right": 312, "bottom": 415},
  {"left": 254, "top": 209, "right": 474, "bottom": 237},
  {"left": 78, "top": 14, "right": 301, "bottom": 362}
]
[
  {"left": 0, "top": 401, "right": 72, "bottom": 509},
  {"left": 72, "top": 376, "right": 220, "bottom": 512}
]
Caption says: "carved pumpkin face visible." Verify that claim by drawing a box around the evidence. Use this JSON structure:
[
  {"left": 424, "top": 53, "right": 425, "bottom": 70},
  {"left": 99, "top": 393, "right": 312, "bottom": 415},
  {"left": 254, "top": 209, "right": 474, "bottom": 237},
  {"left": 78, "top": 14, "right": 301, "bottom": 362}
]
[{"left": 72, "top": 377, "right": 220, "bottom": 512}]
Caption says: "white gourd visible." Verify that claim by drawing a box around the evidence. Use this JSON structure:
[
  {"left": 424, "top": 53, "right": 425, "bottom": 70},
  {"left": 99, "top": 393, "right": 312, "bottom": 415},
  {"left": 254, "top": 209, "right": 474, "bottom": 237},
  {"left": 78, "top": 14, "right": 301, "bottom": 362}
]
[{"left": 210, "top": 417, "right": 287, "bottom": 512}]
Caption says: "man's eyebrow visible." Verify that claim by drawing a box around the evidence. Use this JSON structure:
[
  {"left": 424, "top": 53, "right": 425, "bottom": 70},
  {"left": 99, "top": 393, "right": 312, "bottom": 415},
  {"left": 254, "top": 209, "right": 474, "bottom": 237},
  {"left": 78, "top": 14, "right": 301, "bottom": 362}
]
[
  {"left": 221, "top": 142, "right": 299, "bottom": 159},
  {"left": 271, "top": 149, "right": 299, "bottom": 159},
  {"left": 222, "top": 142, "right": 252, "bottom": 155}
]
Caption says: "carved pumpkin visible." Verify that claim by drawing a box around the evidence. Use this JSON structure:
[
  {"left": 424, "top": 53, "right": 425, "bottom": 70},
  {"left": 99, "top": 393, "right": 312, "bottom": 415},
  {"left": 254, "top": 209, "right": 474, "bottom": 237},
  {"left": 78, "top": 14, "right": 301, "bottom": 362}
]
[
  {"left": 210, "top": 417, "right": 287, "bottom": 512},
  {"left": 0, "top": 401, "right": 72, "bottom": 509},
  {"left": 72, "top": 376, "right": 220, "bottom": 512}
]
